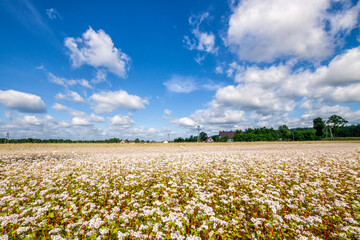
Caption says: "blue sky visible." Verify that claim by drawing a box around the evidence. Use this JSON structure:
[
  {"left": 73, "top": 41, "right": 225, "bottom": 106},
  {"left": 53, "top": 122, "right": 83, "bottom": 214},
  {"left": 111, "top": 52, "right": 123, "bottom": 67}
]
[{"left": 0, "top": 0, "right": 360, "bottom": 140}]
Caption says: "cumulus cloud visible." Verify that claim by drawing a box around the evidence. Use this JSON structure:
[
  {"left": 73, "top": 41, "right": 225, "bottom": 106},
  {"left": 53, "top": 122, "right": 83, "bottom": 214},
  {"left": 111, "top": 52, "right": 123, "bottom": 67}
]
[
  {"left": 0, "top": 113, "right": 80, "bottom": 139},
  {"left": 172, "top": 104, "right": 249, "bottom": 135},
  {"left": 56, "top": 91, "right": 84, "bottom": 103},
  {"left": 109, "top": 114, "right": 135, "bottom": 127},
  {"left": 0, "top": 90, "right": 46, "bottom": 113},
  {"left": 301, "top": 104, "right": 360, "bottom": 124},
  {"left": 65, "top": 27, "right": 130, "bottom": 77},
  {"left": 325, "top": 84, "right": 360, "bottom": 103},
  {"left": 212, "top": 45, "right": 360, "bottom": 118},
  {"left": 314, "top": 47, "right": 360, "bottom": 86},
  {"left": 191, "top": 107, "right": 247, "bottom": 126},
  {"left": 90, "top": 90, "right": 148, "bottom": 114},
  {"left": 172, "top": 117, "right": 196, "bottom": 128},
  {"left": 227, "top": 0, "right": 360, "bottom": 62},
  {"left": 234, "top": 65, "right": 289, "bottom": 87},
  {"left": 72, "top": 117, "right": 92, "bottom": 126},
  {"left": 52, "top": 103, "right": 84, "bottom": 117},
  {"left": 216, "top": 84, "right": 295, "bottom": 114},
  {"left": 23, "top": 115, "right": 43, "bottom": 126},
  {"left": 277, "top": 46, "right": 360, "bottom": 101}
]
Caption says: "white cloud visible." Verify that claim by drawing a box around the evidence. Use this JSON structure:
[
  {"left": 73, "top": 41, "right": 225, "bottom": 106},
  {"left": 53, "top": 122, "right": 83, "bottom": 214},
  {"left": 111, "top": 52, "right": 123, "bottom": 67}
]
[
  {"left": 0, "top": 112, "right": 110, "bottom": 140},
  {"left": 301, "top": 104, "right": 360, "bottom": 124},
  {"left": 52, "top": 103, "right": 84, "bottom": 117},
  {"left": 315, "top": 47, "right": 360, "bottom": 86},
  {"left": 90, "top": 90, "right": 148, "bottom": 114},
  {"left": 0, "top": 113, "right": 78, "bottom": 139},
  {"left": 52, "top": 103, "right": 105, "bottom": 123},
  {"left": 56, "top": 91, "right": 84, "bottom": 103},
  {"left": 23, "top": 115, "right": 43, "bottom": 125},
  {"left": 92, "top": 69, "right": 108, "bottom": 84},
  {"left": 163, "top": 75, "right": 221, "bottom": 93},
  {"left": 172, "top": 117, "right": 196, "bottom": 128},
  {"left": 226, "top": 62, "right": 242, "bottom": 77},
  {"left": 326, "top": 84, "right": 360, "bottom": 103},
  {"left": 48, "top": 72, "right": 92, "bottom": 89},
  {"left": 65, "top": 27, "right": 130, "bottom": 77},
  {"left": 78, "top": 79, "right": 92, "bottom": 88},
  {"left": 191, "top": 107, "right": 247, "bottom": 126},
  {"left": 172, "top": 104, "right": 249, "bottom": 135},
  {"left": 163, "top": 75, "right": 197, "bottom": 93},
  {"left": 184, "top": 12, "right": 217, "bottom": 58},
  {"left": 115, "top": 126, "right": 168, "bottom": 141},
  {"left": 0, "top": 90, "right": 46, "bottom": 113},
  {"left": 46, "top": 8, "right": 61, "bottom": 20},
  {"left": 72, "top": 117, "right": 92, "bottom": 126},
  {"left": 88, "top": 113, "right": 105, "bottom": 123},
  {"left": 328, "top": 2, "right": 360, "bottom": 37},
  {"left": 215, "top": 65, "right": 223, "bottom": 74},
  {"left": 234, "top": 65, "right": 290, "bottom": 88},
  {"left": 215, "top": 46, "right": 360, "bottom": 116},
  {"left": 109, "top": 114, "right": 135, "bottom": 127},
  {"left": 164, "top": 109, "right": 172, "bottom": 115},
  {"left": 276, "top": 46, "right": 360, "bottom": 100},
  {"left": 215, "top": 84, "right": 295, "bottom": 114},
  {"left": 227, "top": 0, "right": 360, "bottom": 62}
]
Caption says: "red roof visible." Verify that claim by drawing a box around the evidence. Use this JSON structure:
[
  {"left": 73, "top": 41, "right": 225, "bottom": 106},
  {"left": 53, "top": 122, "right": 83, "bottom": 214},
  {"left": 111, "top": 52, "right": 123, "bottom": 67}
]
[{"left": 219, "top": 131, "right": 235, "bottom": 139}]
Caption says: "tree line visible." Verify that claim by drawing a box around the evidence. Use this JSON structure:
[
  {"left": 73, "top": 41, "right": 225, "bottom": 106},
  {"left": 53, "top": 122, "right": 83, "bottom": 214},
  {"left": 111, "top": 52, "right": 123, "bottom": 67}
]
[{"left": 174, "top": 115, "right": 359, "bottom": 142}]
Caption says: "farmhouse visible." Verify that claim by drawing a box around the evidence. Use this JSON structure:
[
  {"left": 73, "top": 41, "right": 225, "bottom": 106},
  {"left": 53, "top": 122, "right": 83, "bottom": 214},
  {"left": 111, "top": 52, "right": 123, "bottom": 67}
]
[
  {"left": 204, "top": 137, "right": 214, "bottom": 143},
  {"left": 219, "top": 130, "right": 235, "bottom": 142}
]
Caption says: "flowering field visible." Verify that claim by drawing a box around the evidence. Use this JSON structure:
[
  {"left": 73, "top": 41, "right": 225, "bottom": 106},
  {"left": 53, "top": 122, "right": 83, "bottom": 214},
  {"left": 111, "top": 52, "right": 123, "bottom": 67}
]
[{"left": 0, "top": 143, "right": 359, "bottom": 239}]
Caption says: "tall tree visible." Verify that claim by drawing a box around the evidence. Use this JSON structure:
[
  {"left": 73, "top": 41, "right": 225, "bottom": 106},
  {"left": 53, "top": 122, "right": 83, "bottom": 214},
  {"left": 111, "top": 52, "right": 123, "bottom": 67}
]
[
  {"left": 326, "top": 115, "right": 348, "bottom": 139},
  {"left": 313, "top": 117, "right": 325, "bottom": 138}
]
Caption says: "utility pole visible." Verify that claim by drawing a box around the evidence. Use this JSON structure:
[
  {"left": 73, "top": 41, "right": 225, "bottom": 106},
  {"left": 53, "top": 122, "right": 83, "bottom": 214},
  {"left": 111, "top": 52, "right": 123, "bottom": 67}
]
[
  {"left": 197, "top": 126, "right": 201, "bottom": 142},
  {"left": 167, "top": 133, "right": 170, "bottom": 142},
  {"left": 6, "top": 132, "right": 9, "bottom": 143}
]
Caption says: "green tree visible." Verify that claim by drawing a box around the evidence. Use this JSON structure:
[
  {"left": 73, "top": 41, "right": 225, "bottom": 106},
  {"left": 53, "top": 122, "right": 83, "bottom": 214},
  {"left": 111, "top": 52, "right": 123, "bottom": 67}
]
[
  {"left": 210, "top": 135, "right": 220, "bottom": 142},
  {"left": 135, "top": 138, "right": 140, "bottom": 143},
  {"left": 278, "top": 125, "right": 291, "bottom": 140},
  {"left": 199, "top": 132, "right": 208, "bottom": 142},
  {"left": 326, "top": 115, "right": 348, "bottom": 139},
  {"left": 221, "top": 136, "right": 229, "bottom": 142},
  {"left": 313, "top": 117, "right": 325, "bottom": 138}
]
